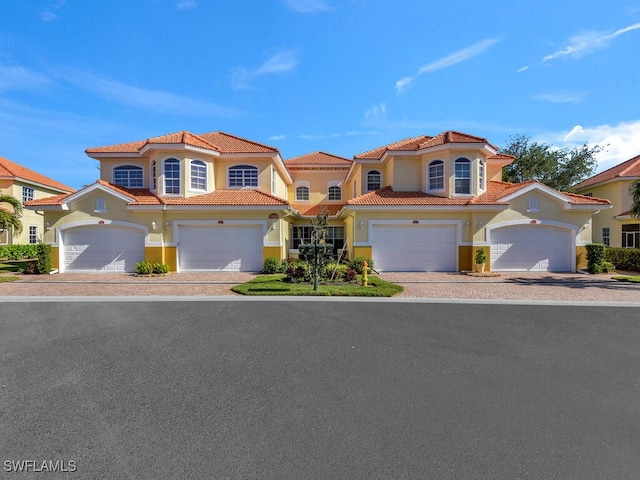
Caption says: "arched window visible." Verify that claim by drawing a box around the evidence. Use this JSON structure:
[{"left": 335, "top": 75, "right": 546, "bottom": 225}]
[
  {"left": 428, "top": 160, "right": 444, "bottom": 190},
  {"left": 229, "top": 165, "right": 258, "bottom": 187},
  {"left": 151, "top": 160, "right": 157, "bottom": 191},
  {"left": 113, "top": 165, "right": 143, "bottom": 188},
  {"left": 328, "top": 185, "right": 342, "bottom": 201},
  {"left": 367, "top": 170, "right": 381, "bottom": 191},
  {"left": 164, "top": 158, "right": 180, "bottom": 195},
  {"left": 95, "top": 197, "right": 106, "bottom": 212},
  {"left": 190, "top": 160, "right": 206, "bottom": 190},
  {"left": 454, "top": 158, "right": 471, "bottom": 194},
  {"left": 528, "top": 196, "right": 539, "bottom": 212},
  {"left": 296, "top": 186, "right": 310, "bottom": 201}
]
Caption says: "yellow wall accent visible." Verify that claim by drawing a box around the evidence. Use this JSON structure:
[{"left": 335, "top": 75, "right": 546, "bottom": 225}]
[
  {"left": 576, "top": 246, "right": 587, "bottom": 270},
  {"left": 51, "top": 247, "right": 60, "bottom": 270},
  {"left": 459, "top": 246, "right": 473, "bottom": 271},
  {"left": 144, "top": 247, "right": 164, "bottom": 265},
  {"left": 263, "top": 246, "right": 282, "bottom": 261},
  {"left": 353, "top": 246, "right": 372, "bottom": 259}
]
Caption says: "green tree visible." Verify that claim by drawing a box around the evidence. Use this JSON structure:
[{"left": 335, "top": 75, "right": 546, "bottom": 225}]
[
  {"left": 501, "top": 134, "right": 602, "bottom": 191},
  {"left": 0, "top": 194, "right": 23, "bottom": 236},
  {"left": 630, "top": 179, "right": 640, "bottom": 220}
]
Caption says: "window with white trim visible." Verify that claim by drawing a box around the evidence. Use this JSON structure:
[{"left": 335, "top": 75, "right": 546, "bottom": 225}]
[
  {"left": 22, "top": 186, "right": 34, "bottom": 204},
  {"left": 478, "top": 160, "right": 485, "bottom": 190},
  {"left": 229, "top": 165, "right": 258, "bottom": 187},
  {"left": 95, "top": 197, "right": 106, "bottom": 212},
  {"left": 272, "top": 168, "right": 277, "bottom": 194},
  {"left": 454, "top": 158, "right": 471, "bottom": 194},
  {"left": 328, "top": 185, "right": 341, "bottom": 201},
  {"left": 428, "top": 160, "right": 444, "bottom": 190},
  {"left": 602, "top": 227, "right": 610, "bottom": 246},
  {"left": 367, "top": 170, "right": 381, "bottom": 191},
  {"left": 28, "top": 225, "right": 38, "bottom": 244},
  {"left": 151, "top": 160, "right": 157, "bottom": 191},
  {"left": 296, "top": 186, "right": 310, "bottom": 201},
  {"left": 527, "top": 196, "right": 540, "bottom": 212},
  {"left": 190, "top": 160, "right": 206, "bottom": 190},
  {"left": 114, "top": 165, "right": 144, "bottom": 188},
  {"left": 164, "top": 158, "right": 180, "bottom": 194},
  {"left": 292, "top": 226, "right": 345, "bottom": 253}
]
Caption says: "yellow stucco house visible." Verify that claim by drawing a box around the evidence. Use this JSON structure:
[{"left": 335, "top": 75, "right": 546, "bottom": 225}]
[
  {"left": 0, "top": 155, "right": 75, "bottom": 246},
  {"left": 25, "top": 130, "right": 609, "bottom": 273},
  {"left": 574, "top": 154, "right": 640, "bottom": 249}
]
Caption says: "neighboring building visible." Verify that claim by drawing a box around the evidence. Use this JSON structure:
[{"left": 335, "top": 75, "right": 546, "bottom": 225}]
[
  {"left": 25, "top": 130, "right": 609, "bottom": 273},
  {"left": 0, "top": 155, "right": 75, "bottom": 246},
  {"left": 574, "top": 155, "right": 640, "bottom": 249}
]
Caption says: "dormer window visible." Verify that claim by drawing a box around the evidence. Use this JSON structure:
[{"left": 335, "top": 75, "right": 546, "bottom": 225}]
[
  {"left": 527, "top": 196, "right": 540, "bottom": 212},
  {"left": 367, "top": 170, "right": 381, "bottom": 191},
  {"left": 454, "top": 158, "right": 471, "bottom": 194},
  {"left": 229, "top": 165, "right": 258, "bottom": 188},
  {"left": 164, "top": 158, "right": 180, "bottom": 195},
  {"left": 428, "top": 160, "right": 444, "bottom": 191},
  {"left": 94, "top": 197, "right": 106, "bottom": 212},
  {"left": 114, "top": 165, "right": 143, "bottom": 188},
  {"left": 296, "top": 186, "right": 310, "bottom": 201},
  {"left": 190, "top": 160, "right": 207, "bottom": 191}
]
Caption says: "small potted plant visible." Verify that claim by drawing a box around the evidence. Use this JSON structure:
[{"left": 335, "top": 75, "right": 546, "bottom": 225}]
[{"left": 474, "top": 248, "right": 487, "bottom": 273}]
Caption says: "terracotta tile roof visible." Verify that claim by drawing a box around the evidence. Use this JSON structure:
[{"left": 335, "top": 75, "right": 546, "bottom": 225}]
[
  {"left": 285, "top": 151, "right": 352, "bottom": 166},
  {"left": 86, "top": 131, "right": 278, "bottom": 155},
  {"left": 290, "top": 203, "right": 345, "bottom": 216},
  {"left": 0, "top": 155, "right": 75, "bottom": 193},
  {"left": 346, "top": 181, "right": 611, "bottom": 207},
  {"left": 354, "top": 131, "right": 498, "bottom": 160},
  {"left": 574, "top": 154, "right": 640, "bottom": 189},
  {"left": 23, "top": 192, "right": 73, "bottom": 206},
  {"left": 487, "top": 153, "right": 515, "bottom": 161}
]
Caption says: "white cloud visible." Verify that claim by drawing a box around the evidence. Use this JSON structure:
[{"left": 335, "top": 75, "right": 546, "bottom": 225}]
[
  {"left": 58, "top": 69, "right": 245, "bottom": 118},
  {"left": 517, "top": 65, "right": 529, "bottom": 73},
  {"left": 231, "top": 50, "right": 299, "bottom": 90},
  {"left": 269, "top": 135, "right": 285, "bottom": 141},
  {"left": 532, "top": 91, "right": 587, "bottom": 104},
  {"left": 0, "top": 64, "right": 50, "bottom": 91},
  {"left": 176, "top": 0, "right": 197, "bottom": 10},
  {"left": 542, "top": 121, "right": 640, "bottom": 172},
  {"left": 362, "top": 103, "right": 386, "bottom": 125},
  {"left": 39, "top": 0, "right": 66, "bottom": 21},
  {"left": 543, "top": 22, "right": 640, "bottom": 62},
  {"left": 396, "top": 38, "right": 501, "bottom": 93},
  {"left": 284, "top": 0, "right": 333, "bottom": 13}
]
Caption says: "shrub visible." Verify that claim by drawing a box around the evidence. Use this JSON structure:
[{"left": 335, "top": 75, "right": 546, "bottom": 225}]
[
  {"left": 350, "top": 256, "right": 374, "bottom": 274},
  {"left": 263, "top": 257, "right": 281, "bottom": 274},
  {"left": 153, "top": 262, "right": 169, "bottom": 274},
  {"left": 585, "top": 243, "right": 606, "bottom": 274},
  {"left": 35, "top": 244, "right": 52, "bottom": 274},
  {"left": 343, "top": 267, "right": 358, "bottom": 282},
  {"left": 135, "top": 260, "right": 154, "bottom": 275},
  {"left": 285, "top": 263, "right": 309, "bottom": 282},
  {"left": 602, "top": 261, "right": 616, "bottom": 273},
  {"left": 475, "top": 248, "right": 487, "bottom": 264},
  {"left": 605, "top": 247, "right": 640, "bottom": 272},
  {"left": 0, "top": 244, "right": 39, "bottom": 261},
  {"left": 323, "top": 263, "right": 348, "bottom": 280}
]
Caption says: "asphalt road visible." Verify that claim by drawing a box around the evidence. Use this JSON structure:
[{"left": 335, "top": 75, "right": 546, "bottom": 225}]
[{"left": 1, "top": 301, "right": 639, "bottom": 479}]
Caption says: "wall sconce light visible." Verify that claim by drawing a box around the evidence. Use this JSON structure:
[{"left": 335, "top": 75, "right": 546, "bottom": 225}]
[
  {"left": 45, "top": 222, "right": 51, "bottom": 230},
  {"left": 165, "top": 221, "right": 170, "bottom": 230},
  {"left": 151, "top": 221, "right": 157, "bottom": 230},
  {"left": 583, "top": 223, "right": 590, "bottom": 230},
  {"left": 465, "top": 220, "right": 470, "bottom": 227},
  {"left": 412, "top": 220, "right": 419, "bottom": 224},
  {"left": 359, "top": 221, "right": 364, "bottom": 230}
]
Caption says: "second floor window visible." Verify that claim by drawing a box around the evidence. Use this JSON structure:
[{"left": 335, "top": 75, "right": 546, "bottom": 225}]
[
  {"left": 164, "top": 158, "right": 180, "bottom": 194},
  {"left": 454, "top": 158, "right": 471, "bottom": 194},
  {"left": 367, "top": 170, "right": 381, "bottom": 191},
  {"left": 328, "top": 185, "right": 341, "bottom": 201},
  {"left": 151, "top": 160, "right": 157, "bottom": 191},
  {"left": 22, "top": 186, "right": 34, "bottom": 203},
  {"left": 229, "top": 165, "right": 258, "bottom": 187},
  {"left": 428, "top": 160, "right": 444, "bottom": 190},
  {"left": 296, "top": 186, "right": 310, "bottom": 201},
  {"left": 190, "top": 160, "right": 206, "bottom": 190},
  {"left": 114, "top": 165, "right": 143, "bottom": 188},
  {"left": 478, "top": 161, "right": 485, "bottom": 190}
]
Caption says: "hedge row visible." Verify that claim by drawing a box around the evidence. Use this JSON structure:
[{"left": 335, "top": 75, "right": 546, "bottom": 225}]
[
  {"left": 604, "top": 247, "right": 640, "bottom": 272},
  {"left": 0, "top": 244, "right": 52, "bottom": 274}
]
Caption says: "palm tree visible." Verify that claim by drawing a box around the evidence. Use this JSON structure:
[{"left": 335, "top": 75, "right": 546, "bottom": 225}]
[
  {"left": 0, "top": 194, "right": 23, "bottom": 237},
  {"left": 631, "top": 179, "right": 640, "bottom": 220}
]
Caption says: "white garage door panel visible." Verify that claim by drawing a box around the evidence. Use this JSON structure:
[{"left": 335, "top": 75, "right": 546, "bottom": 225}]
[
  {"left": 372, "top": 224, "right": 457, "bottom": 272},
  {"left": 178, "top": 225, "right": 263, "bottom": 272},
  {"left": 63, "top": 226, "right": 145, "bottom": 273},
  {"left": 490, "top": 225, "right": 572, "bottom": 272}
]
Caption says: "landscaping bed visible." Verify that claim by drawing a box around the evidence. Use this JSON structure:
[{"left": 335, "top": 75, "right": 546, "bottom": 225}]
[{"left": 232, "top": 274, "right": 403, "bottom": 297}]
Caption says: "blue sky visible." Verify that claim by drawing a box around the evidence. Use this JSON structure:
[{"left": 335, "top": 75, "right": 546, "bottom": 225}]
[{"left": 1, "top": 0, "right": 639, "bottom": 189}]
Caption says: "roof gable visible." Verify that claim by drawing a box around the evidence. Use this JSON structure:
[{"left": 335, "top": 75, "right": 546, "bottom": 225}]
[
  {"left": 285, "top": 151, "right": 352, "bottom": 166},
  {"left": 574, "top": 154, "right": 640, "bottom": 190}
]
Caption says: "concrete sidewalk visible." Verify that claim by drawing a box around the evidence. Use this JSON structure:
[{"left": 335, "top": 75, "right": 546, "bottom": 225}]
[{"left": 1, "top": 271, "right": 639, "bottom": 303}]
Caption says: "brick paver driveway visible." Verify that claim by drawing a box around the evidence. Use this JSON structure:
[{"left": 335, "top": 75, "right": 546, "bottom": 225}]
[{"left": 1, "top": 271, "right": 639, "bottom": 303}]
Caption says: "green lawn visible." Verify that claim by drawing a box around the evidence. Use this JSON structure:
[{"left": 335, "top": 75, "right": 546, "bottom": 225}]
[
  {"left": 612, "top": 275, "right": 640, "bottom": 283},
  {"left": 232, "top": 274, "right": 404, "bottom": 297}
]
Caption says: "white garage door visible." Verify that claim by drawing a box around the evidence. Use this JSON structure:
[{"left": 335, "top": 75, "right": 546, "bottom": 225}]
[
  {"left": 178, "top": 225, "right": 263, "bottom": 272},
  {"left": 490, "top": 224, "right": 573, "bottom": 272},
  {"left": 63, "top": 225, "right": 145, "bottom": 273},
  {"left": 371, "top": 224, "right": 457, "bottom": 272}
]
